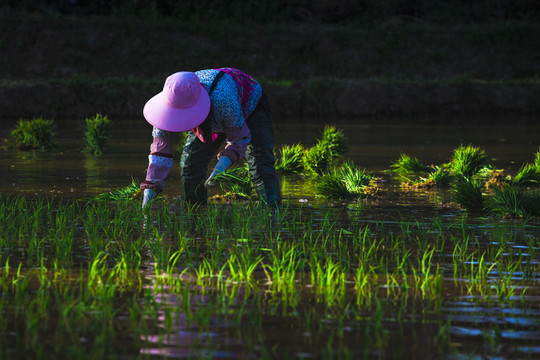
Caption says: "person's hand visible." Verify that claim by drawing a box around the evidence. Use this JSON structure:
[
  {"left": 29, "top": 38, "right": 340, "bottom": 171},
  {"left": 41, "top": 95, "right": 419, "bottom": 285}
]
[
  {"left": 205, "top": 156, "right": 231, "bottom": 188},
  {"left": 142, "top": 188, "right": 157, "bottom": 210}
]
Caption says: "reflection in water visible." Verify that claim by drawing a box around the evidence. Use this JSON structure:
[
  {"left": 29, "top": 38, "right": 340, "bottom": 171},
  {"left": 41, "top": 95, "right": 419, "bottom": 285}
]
[
  {"left": 84, "top": 154, "right": 110, "bottom": 191},
  {"left": 0, "top": 118, "right": 539, "bottom": 358},
  {"left": 1, "top": 117, "right": 540, "bottom": 198}
]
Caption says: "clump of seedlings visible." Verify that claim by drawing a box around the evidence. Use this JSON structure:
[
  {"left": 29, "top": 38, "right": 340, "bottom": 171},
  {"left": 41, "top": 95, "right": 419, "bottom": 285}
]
[
  {"left": 10, "top": 117, "right": 56, "bottom": 150},
  {"left": 302, "top": 126, "right": 347, "bottom": 176},
  {"left": 209, "top": 163, "right": 253, "bottom": 200},
  {"left": 453, "top": 149, "right": 540, "bottom": 217},
  {"left": 390, "top": 144, "right": 490, "bottom": 189},
  {"left": 390, "top": 154, "right": 451, "bottom": 189},
  {"left": 94, "top": 178, "right": 141, "bottom": 201},
  {"left": 315, "top": 161, "right": 375, "bottom": 200},
  {"left": 512, "top": 163, "right": 540, "bottom": 188},
  {"left": 319, "top": 125, "right": 347, "bottom": 157},
  {"left": 275, "top": 143, "right": 304, "bottom": 173},
  {"left": 84, "top": 114, "right": 112, "bottom": 156},
  {"left": 390, "top": 153, "right": 434, "bottom": 175},
  {"left": 449, "top": 144, "right": 488, "bottom": 178},
  {"left": 274, "top": 126, "right": 347, "bottom": 177},
  {"left": 454, "top": 178, "right": 485, "bottom": 213},
  {"left": 486, "top": 184, "right": 540, "bottom": 217}
]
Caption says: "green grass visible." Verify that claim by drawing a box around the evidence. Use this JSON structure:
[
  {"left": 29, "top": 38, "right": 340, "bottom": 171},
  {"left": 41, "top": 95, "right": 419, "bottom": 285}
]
[
  {"left": 83, "top": 114, "right": 112, "bottom": 157},
  {"left": 10, "top": 117, "right": 56, "bottom": 151}
]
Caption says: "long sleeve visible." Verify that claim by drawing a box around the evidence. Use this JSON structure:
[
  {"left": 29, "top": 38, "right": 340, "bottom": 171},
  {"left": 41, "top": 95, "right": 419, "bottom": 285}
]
[
  {"left": 218, "top": 123, "right": 251, "bottom": 164},
  {"left": 140, "top": 127, "right": 174, "bottom": 194}
]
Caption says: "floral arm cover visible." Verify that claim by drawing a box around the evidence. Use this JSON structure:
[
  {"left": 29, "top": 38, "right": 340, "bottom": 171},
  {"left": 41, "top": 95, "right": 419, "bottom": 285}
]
[
  {"left": 217, "top": 124, "right": 251, "bottom": 163},
  {"left": 140, "top": 127, "right": 173, "bottom": 194}
]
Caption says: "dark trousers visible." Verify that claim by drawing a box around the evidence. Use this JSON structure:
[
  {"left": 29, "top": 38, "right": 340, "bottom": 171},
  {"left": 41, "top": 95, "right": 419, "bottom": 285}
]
[{"left": 180, "top": 95, "right": 281, "bottom": 206}]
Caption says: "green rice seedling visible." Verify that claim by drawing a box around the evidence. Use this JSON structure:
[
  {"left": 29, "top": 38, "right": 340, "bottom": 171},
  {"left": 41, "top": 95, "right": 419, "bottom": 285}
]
[
  {"left": 534, "top": 148, "right": 540, "bottom": 168},
  {"left": 390, "top": 153, "right": 433, "bottom": 175},
  {"left": 315, "top": 162, "right": 373, "bottom": 200},
  {"left": 449, "top": 144, "right": 487, "bottom": 178},
  {"left": 316, "top": 171, "right": 356, "bottom": 200},
  {"left": 309, "top": 255, "right": 345, "bottom": 305},
  {"left": 303, "top": 141, "right": 334, "bottom": 176},
  {"left": 340, "top": 161, "right": 373, "bottom": 191},
  {"left": 226, "top": 246, "right": 262, "bottom": 285},
  {"left": 454, "top": 178, "right": 484, "bottom": 212},
  {"left": 302, "top": 126, "right": 346, "bottom": 176},
  {"left": 512, "top": 163, "right": 540, "bottom": 188},
  {"left": 84, "top": 114, "right": 112, "bottom": 156},
  {"left": 263, "top": 243, "right": 300, "bottom": 292},
  {"left": 10, "top": 117, "right": 56, "bottom": 150},
  {"left": 425, "top": 166, "right": 452, "bottom": 187},
  {"left": 211, "top": 163, "right": 253, "bottom": 198},
  {"left": 319, "top": 125, "right": 347, "bottom": 157},
  {"left": 486, "top": 184, "right": 540, "bottom": 217},
  {"left": 275, "top": 143, "right": 305, "bottom": 173},
  {"left": 94, "top": 178, "right": 141, "bottom": 201}
]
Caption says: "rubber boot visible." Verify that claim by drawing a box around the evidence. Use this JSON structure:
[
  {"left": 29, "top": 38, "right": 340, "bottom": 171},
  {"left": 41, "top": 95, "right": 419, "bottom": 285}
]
[
  {"left": 182, "top": 181, "right": 207, "bottom": 205},
  {"left": 254, "top": 181, "right": 281, "bottom": 208}
]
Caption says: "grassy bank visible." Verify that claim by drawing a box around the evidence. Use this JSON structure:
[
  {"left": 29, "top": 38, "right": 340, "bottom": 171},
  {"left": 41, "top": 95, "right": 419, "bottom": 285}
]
[{"left": 1, "top": 10, "right": 539, "bottom": 119}]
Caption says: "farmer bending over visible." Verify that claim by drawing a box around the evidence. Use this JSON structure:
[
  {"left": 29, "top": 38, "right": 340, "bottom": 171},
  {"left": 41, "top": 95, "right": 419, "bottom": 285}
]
[{"left": 140, "top": 68, "right": 281, "bottom": 209}]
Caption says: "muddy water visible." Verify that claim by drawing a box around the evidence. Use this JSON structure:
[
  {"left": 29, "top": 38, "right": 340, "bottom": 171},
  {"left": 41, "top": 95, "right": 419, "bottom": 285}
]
[
  {"left": 1, "top": 116, "right": 539, "bottom": 359},
  {"left": 1, "top": 116, "right": 539, "bottom": 199}
]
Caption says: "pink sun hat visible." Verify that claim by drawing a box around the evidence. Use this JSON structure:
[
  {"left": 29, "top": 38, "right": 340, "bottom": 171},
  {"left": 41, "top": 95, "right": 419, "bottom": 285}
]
[{"left": 143, "top": 72, "right": 211, "bottom": 132}]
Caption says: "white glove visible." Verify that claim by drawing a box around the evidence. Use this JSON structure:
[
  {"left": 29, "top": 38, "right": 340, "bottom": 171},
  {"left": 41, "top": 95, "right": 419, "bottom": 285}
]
[
  {"left": 205, "top": 156, "right": 231, "bottom": 188},
  {"left": 142, "top": 188, "right": 157, "bottom": 210}
]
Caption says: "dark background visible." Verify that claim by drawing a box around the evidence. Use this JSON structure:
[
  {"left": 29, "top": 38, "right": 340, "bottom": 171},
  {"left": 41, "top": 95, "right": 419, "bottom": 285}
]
[{"left": 1, "top": 0, "right": 539, "bottom": 120}]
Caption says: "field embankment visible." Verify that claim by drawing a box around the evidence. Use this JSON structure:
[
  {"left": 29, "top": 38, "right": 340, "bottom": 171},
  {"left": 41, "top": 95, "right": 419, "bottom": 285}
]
[{"left": 1, "top": 11, "right": 539, "bottom": 120}]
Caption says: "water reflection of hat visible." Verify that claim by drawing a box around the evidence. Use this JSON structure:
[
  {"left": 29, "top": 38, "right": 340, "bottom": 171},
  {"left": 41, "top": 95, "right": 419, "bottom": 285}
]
[{"left": 143, "top": 72, "right": 210, "bottom": 132}]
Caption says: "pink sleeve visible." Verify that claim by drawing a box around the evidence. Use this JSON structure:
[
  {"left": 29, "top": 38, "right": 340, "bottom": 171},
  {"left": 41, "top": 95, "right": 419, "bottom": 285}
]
[
  {"left": 140, "top": 132, "right": 174, "bottom": 193},
  {"left": 218, "top": 124, "right": 251, "bottom": 164}
]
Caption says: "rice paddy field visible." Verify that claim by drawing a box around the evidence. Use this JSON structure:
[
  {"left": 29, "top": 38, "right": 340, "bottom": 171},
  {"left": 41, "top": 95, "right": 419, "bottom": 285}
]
[{"left": 0, "top": 117, "right": 539, "bottom": 359}]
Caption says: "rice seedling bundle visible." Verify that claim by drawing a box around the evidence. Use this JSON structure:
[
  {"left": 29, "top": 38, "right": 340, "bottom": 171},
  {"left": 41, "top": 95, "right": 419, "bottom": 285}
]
[
  {"left": 390, "top": 153, "right": 433, "bottom": 175},
  {"left": 449, "top": 144, "right": 487, "bottom": 178},
  {"left": 315, "top": 162, "right": 373, "bottom": 199},
  {"left": 211, "top": 164, "right": 253, "bottom": 198},
  {"left": 84, "top": 114, "right": 111, "bottom": 156},
  {"left": 303, "top": 141, "right": 334, "bottom": 176},
  {"left": 487, "top": 185, "right": 540, "bottom": 217},
  {"left": 10, "top": 117, "right": 56, "bottom": 150},
  {"left": 303, "top": 126, "right": 347, "bottom": 176},
  {"left": 94, "top": 178, "right": 141, "bottom": 201},
  {"left": 275, "top": 143, "right": 304, "bottom": 173},
  {"left": 454, "top": 178, "right": 484, "bottom": 212},
  {"left": 319, "top": 125, "right": 347, "bottom": 157},
  {"left": 512, "top": 163, "right": 540, "bottom": 188}
]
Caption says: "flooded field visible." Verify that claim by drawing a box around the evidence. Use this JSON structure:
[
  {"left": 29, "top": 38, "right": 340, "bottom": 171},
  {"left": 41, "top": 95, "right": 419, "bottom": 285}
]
[{"left": 0, "top": 117, "right": 539, "bottom": 359}]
